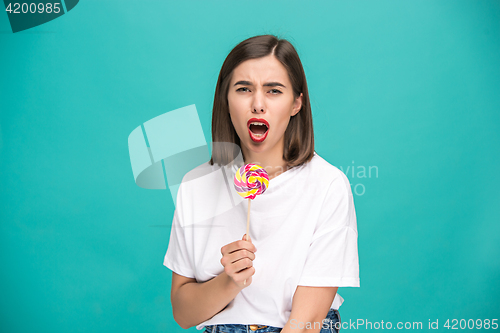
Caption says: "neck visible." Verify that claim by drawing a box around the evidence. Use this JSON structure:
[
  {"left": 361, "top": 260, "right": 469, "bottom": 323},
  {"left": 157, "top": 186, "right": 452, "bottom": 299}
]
[{"left": 241, "top": 138, "right": 289, "bottom": 180}]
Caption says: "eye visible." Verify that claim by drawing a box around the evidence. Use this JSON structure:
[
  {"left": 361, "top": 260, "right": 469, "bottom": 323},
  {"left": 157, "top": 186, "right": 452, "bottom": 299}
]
[
  {"left": 269, "top": 89, "right": 282, "bottom": 94},
  {"left": 236, "top": 87, "right": 250, "bottom": 92}
]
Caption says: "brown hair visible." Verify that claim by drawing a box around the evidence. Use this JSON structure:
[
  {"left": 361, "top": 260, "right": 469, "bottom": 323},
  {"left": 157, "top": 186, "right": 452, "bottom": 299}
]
[{"left": 209, "top": 34, "right": 314, "bottom": 167}]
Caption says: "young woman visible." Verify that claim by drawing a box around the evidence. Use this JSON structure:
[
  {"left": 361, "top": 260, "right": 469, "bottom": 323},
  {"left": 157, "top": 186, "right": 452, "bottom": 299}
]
[{"left": 164, "top": 35, "right": 359, "bottom": 333}]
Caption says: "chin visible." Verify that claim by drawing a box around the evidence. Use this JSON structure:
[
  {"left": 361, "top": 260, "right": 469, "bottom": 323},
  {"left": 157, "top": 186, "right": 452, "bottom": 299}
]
[{"left": 244, "top": 138, "right": 272, "bottom": 154}]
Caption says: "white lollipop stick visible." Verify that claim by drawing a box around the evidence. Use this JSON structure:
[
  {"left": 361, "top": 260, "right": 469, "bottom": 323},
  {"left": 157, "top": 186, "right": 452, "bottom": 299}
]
[{"left": 244, "top": 198, "right": 251, "bottom": 285}]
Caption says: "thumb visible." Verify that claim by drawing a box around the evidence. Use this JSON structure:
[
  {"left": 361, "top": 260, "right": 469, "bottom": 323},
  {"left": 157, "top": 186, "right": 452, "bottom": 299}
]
[{"left": 242, "top": 233, "right": 252, "bottom": 242}]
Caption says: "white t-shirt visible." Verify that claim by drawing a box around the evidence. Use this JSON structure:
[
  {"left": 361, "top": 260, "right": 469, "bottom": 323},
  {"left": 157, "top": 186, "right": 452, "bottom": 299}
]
[{"left": 163, "top": 151, "right": 360, "bottom": 330}]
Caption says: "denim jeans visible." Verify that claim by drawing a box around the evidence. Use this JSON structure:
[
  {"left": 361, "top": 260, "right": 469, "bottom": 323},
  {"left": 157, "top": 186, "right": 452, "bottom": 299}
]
[{"left": 203, "top": 308, "right": 341, "bottom": 333}]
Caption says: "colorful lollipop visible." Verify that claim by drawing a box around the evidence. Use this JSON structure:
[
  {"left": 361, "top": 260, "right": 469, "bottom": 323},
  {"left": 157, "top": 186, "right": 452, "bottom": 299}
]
[
  {"left": 234, "top": 164, "right": 269, "bottom": 285},
  {"left": 234, "top": 163, "right": 269, "bottom": 200}
]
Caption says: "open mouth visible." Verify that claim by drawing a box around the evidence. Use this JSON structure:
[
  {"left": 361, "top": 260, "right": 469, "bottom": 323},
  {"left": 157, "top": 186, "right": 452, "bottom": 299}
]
[{"left": 247, "top": 118, "right": 269, "bottom": 142}]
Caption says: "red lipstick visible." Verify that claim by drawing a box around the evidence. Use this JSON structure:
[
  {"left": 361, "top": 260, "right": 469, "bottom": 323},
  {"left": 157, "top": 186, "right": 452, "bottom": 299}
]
[{"left": 247, "top": 118, "right": 270, "bottom": 143}]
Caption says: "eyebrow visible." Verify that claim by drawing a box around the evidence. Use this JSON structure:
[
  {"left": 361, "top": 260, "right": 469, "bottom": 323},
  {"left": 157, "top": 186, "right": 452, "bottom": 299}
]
[{"left": 233, "top": 80, "right": 286, "bottom": 88}]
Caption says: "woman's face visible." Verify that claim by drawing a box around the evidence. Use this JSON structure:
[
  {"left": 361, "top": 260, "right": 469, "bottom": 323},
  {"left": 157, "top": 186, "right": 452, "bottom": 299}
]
[{"left": 227, "top": 55, "right": 303, "bottom": 158}]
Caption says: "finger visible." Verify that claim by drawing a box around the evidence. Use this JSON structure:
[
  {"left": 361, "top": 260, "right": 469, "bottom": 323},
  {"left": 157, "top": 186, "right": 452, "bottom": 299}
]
[
  {"left": 227, "top": 249, "right": 255, "bottom": 263},
  {"left": 238, "top": 238, "right": 257, "bottom": 254},
  {"left": 221, "top": 250, "right": 253, "bottom": 268},
  {"left": 225, "top": 260, "right": 248, "bottom": 277},
  {"left": 232, "top": 257, "right": 253, "bottom": 273},
  {"left": 222, "top": 238, "right": 257, "bottom": 257},
  {"left": 235, "top": 266, "right": 255, "bottom": 284},
  {"left": 230, "top": 239, "right": 256, "bottom": 253},
  {"left": 221, "top": 239, "right": 245, "bottom": 256}
]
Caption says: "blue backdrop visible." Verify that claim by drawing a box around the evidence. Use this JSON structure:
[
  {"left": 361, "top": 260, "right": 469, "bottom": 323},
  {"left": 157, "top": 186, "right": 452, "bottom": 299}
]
[{"left": 1, "top": 1, "right": 499, "bottom": 332}]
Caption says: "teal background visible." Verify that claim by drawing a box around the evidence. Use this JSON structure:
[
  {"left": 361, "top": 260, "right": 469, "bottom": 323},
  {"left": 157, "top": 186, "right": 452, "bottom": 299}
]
[{"left": 1, "top": 0, "right": 499, "bottom": 332}]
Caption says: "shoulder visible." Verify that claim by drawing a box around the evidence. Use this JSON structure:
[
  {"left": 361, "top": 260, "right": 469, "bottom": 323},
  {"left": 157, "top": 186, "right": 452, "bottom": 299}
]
[
  {"left": 174, "top": 161, "right": 215, "bottom": 209},
  {"left": 177, "top": 160, "right": 236, "bottom": 197},
  {"left": 305, "top": 152, "right": 351, "bottom": 195},
  {"left": 180, "top": 161, "right": 216, "bottom": 184},
  {"left": 307, "top": 153, "right": 357, "bottom": 230},
  {"left": 306, "top": 152, "right": 351, "bottom": 188},
  {"left": 176, "top": 161, "right": 223, "bottom": 196}
]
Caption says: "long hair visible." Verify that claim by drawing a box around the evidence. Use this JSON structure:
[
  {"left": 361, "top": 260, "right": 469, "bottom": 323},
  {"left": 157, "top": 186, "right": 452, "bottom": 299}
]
[{"left": 209, "top": 35, "right": 314, "bottom": 168}]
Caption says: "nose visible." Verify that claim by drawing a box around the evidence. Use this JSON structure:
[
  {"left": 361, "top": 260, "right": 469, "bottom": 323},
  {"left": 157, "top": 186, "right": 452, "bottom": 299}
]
[{"left": 252, "top": 91, "right": 265, "bottom": 113}]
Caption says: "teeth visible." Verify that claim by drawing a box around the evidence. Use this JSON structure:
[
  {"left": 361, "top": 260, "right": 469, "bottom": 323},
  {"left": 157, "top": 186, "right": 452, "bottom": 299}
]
[{"left": 250, "top": 121, "right": 267, "bottom": 127}]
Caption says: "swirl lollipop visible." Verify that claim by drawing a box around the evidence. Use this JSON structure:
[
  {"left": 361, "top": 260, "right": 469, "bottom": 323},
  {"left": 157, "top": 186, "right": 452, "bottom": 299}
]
[
  {"left": 234, "top": 163, "right": 269, "bottom": 200},
  {"left": 234, "top": 163, "right": 269, "bottom": 285}
]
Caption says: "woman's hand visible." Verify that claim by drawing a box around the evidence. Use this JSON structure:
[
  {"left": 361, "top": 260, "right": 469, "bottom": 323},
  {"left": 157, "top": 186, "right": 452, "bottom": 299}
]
[{"left": 220, "top": 234, "right": 257, "bottom": 289}]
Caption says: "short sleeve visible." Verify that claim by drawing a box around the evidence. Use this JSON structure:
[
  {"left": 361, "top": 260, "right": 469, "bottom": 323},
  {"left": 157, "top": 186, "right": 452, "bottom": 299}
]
[
  {"left": 297, "top": 171, "right": 360, "bottom": 287},
  {"left": 163, "top": 184, "right": 196, "bottom": 279}
]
